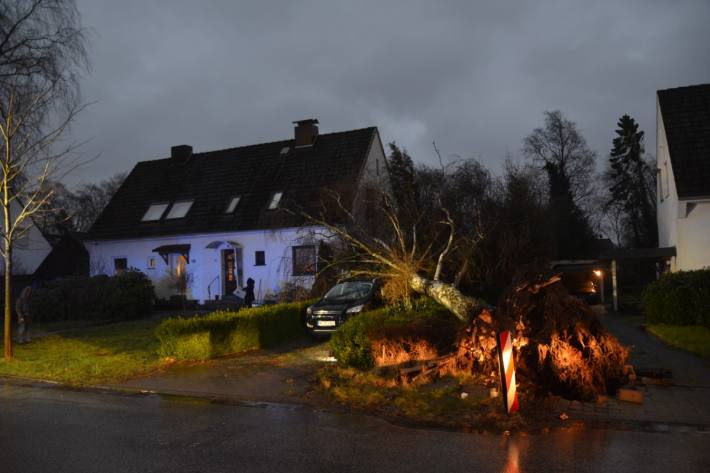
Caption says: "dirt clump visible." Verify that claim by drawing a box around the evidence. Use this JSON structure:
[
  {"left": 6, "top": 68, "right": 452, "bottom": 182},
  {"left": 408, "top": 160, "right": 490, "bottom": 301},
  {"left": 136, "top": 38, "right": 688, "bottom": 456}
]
[{"left": 451, "top": 271, "right": 629, "bottom": 401}]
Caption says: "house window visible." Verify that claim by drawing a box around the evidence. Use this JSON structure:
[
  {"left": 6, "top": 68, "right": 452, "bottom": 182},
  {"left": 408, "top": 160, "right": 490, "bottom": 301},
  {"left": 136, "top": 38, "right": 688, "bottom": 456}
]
[
  {"left": 114, "top": 257, "right": 128, "bottom": 275},
  {"left": 147, "top": 256, "right": 157, "bottom": 270},
  {"left": 255, "top": 251, "right": 265, "bottom": 266},
  {"left": 267, "top": 191, "right": 283, "bottom": 210},
  {"left": 165, "top": 200, "right": 194, "bottom": 219},
  {"left": 225, "top": 196, "right": 241, "bottom": 214},
  {"left": 141, "top": 203, "right": 169, "bottom": 221},
  {"left": 292, "top": 245, "right": 316, "bottom": 276}
]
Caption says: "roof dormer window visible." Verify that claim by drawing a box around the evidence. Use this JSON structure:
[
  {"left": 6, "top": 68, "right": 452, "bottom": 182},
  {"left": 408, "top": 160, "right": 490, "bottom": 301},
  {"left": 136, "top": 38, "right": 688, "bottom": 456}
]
[
  {"left": 267, "top": 191, "right": 283, "bottom": 210},
  {"left": 141, "top": 203, "right": 169, "bottom": 221},
  {"left": 165, "top": 200, "right": 194, "bottom": 219},
  {"left": 225, "top": 196, "right": 241, "bottom": 214}
]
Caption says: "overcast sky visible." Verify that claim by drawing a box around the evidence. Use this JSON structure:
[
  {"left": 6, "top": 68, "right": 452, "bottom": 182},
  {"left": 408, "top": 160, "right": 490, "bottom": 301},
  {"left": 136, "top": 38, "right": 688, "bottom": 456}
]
[{"left": 66, "top": 0, "right": 710, "bottom": 186}]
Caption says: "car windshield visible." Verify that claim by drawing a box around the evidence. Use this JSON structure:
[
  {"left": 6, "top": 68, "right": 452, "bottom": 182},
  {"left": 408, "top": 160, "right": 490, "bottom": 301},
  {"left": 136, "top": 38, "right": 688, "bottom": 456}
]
[{"left": 323, "top": 281, "right": 373, "bottom": 301}]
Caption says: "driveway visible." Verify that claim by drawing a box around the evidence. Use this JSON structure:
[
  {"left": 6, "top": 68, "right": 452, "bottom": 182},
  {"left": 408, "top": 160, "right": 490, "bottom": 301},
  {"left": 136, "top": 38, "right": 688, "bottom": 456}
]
[{"left": 557, "top": 308, "right": 710, "bottom": 428}]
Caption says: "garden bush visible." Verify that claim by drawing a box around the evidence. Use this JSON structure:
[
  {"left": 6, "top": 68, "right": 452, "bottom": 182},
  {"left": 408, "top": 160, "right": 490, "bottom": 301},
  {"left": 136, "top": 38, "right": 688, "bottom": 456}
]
[
  {"left": 642, "top": 269, "right": 710, "bottom": 327},
  {"left": 155, "top": 300, "right": 311, "bottom": 360},
  {"left": 31, "top": 271, "right": 155, "bottom": 322},
  {"left": 330, "top": 298, "right": 464, "bottom": 370}
]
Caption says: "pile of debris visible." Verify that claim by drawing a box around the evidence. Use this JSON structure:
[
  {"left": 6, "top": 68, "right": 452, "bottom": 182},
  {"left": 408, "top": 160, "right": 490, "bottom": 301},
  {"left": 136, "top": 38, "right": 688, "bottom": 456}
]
[{"left": 447, "top": 272, "right": 629, "bottom": 400}]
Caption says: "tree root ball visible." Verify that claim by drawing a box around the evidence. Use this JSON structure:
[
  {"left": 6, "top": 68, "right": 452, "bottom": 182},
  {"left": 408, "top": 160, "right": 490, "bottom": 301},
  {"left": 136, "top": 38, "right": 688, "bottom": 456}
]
[{"left": 454, "top": 273, "right": 629, "bottom": 401}]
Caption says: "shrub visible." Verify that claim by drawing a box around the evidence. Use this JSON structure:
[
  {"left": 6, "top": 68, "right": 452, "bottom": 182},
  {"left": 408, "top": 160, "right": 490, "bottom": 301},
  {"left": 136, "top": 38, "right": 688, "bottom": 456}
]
[
  {"left": 155, "top": 300, "right": 311, "bottom": 360},
  {"left": 31, "top": 271, "right": 155, "bottom": 322},
  {"left": 642, "top": 269, "right": 710, "bottom": 327},
  {"left": 330, "top": 298, "right": 464, "bottom": 370}
]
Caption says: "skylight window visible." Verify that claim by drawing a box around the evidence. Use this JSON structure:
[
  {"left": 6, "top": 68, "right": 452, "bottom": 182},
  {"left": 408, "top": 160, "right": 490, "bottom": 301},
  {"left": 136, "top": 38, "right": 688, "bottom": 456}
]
[
  {"left": 141, "top": 203, "right": 169, "bottom": 221},
  {"left": 267, "top": 191, "right": 283, "bottom": 210},
  {"left": 225, "top": 196, "right": 241, "bottom": 214},
  {"left": 165, "top": 200, "right": 194, "bottom": 219}
]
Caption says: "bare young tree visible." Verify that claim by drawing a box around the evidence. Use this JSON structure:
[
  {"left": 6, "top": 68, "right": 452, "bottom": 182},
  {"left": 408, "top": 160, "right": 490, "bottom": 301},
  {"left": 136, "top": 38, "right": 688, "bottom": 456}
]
[{"left": 0, "top": 0, "right": 87, "bottom": 359}]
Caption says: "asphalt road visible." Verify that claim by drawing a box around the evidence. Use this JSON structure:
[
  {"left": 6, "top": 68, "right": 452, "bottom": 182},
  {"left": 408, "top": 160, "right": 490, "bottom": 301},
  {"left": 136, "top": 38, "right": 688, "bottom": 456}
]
[{"left": 1, "top": 384, "right": 708, "bottom": 473}]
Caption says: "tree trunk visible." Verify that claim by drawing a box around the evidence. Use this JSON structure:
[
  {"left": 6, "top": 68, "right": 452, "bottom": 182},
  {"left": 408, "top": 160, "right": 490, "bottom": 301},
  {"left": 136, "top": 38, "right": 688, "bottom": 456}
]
[
  {"left": 409, "top": 273, "right": 486, "bottom": 322},
  {"left": 3, "top": 253, "right": 12, "bottom": 360}
]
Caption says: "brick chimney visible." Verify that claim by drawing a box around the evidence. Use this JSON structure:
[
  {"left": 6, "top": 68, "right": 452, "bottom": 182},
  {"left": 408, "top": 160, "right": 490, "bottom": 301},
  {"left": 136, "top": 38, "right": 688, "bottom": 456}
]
[
  {"left": 171, "top": 145, "right": 193, "bottom": 162},
  {"left": 293, "top": 119, "right": 319, "bottom": 147}
]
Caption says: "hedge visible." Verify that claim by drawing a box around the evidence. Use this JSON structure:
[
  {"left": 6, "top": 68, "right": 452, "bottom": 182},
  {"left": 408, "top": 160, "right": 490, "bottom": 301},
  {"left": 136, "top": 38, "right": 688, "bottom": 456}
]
[
  {"left": 155, "top": 300, "right": 311, "bottom": 360},
  {"left": 330, "top": 299, "right": 464, "bottom": 370},
  {"left": 30, "top": 271, "right": 155, "bottom": 322},
  {"left": 641, "top": 269, "right": 710, "bottom": 327}
]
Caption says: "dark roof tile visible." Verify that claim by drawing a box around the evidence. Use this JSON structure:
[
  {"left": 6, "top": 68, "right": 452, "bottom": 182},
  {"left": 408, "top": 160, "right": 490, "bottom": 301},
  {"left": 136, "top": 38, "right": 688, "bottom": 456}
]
[{"left": 657, "top": 83, "right": 710, "bottom": 199}]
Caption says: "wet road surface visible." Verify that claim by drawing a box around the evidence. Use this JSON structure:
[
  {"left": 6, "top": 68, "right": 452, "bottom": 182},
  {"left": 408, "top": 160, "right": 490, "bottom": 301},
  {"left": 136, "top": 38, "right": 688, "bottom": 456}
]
[{"left": 1, "top": 383, "right": 708, "bottom": 472}]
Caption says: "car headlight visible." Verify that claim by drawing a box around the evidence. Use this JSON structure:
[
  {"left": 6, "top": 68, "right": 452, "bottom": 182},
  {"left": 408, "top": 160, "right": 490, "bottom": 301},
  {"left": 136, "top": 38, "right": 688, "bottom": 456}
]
[
  {"left": 306, "top": 306, "right": 312, "bottom": 315},
  {"left": 346, "top": 304, "right": 364, "bottom": 314}
]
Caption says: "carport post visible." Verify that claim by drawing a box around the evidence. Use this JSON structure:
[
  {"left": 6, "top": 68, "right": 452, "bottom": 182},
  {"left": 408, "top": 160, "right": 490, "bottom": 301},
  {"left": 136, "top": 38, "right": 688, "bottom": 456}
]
[
  {"left": 611, "top": 259, "right": 618, "bottom": 312},
  {"left": 600, "top": 273, "right": 605, "bottom": 305}
]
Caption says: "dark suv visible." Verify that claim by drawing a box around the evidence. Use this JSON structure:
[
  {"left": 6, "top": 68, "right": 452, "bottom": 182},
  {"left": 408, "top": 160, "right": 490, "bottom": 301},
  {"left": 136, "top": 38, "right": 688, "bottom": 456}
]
[{"left": 305, "top": 279, "right": 379, "bottom": 334}]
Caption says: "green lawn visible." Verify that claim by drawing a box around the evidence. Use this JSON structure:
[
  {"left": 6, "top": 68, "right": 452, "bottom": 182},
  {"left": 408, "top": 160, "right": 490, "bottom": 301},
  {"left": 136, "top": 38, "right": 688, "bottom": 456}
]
[
  {"left": 646, "top": 324, "right": 710, "bottom": 358},
  {"left": 0, "top": 319, "right": 168, "bottom": 385}
]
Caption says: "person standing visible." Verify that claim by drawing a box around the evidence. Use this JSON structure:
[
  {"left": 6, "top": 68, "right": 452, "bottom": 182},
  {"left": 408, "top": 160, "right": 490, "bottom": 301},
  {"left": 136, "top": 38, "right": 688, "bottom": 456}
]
[
  {"left": 16, "top": 286, "right": 33, "bottom": 344},
  {"left": 243, "top": 278, "right": 255, "bottom": 308}
]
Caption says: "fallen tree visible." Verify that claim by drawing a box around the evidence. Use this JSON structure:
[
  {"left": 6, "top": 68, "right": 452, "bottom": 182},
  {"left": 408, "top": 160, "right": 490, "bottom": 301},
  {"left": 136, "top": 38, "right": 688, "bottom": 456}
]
[{"left": 300, "top": 192, "right": 629, "bottom": 400}]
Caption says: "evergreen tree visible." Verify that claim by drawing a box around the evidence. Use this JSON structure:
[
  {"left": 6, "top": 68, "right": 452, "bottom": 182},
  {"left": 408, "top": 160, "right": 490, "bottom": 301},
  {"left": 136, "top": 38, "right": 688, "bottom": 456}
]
[
  {"left": 385, "top": 142, "right": 418, "bottom": 225},
  {"left": 605, "top": 115, "right": 657, "bottom": 248}
]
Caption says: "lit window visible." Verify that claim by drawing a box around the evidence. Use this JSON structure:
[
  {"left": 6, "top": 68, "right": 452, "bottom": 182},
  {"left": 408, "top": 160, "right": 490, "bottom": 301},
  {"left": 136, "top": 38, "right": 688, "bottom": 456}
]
[
  {"left": 141, "top": 203, "right": 169, "bottom": 221},
  {"left": 268, "top": 191, "right": 283, "bottom": 210},
  {"left": 165, "top": 200, "right": 194, "bottom": 219},
  {"left": 225, "top": 196, "right": 241, "bottom": 214},
  {"left": 292, "top": 245, "right": 316, "bottom": 276}
]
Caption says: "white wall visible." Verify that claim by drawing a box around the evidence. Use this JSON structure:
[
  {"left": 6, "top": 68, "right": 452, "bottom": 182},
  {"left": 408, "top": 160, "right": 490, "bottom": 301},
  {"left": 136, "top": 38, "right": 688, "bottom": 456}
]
[
  {"left": 0, "top": 201, "right": 53, "bottom": 276},
  {"left": 657, "top": 101, "right": 678, "bottom": 252},
  {"left": 657, "top": 101, "right": 710, "bottom": 271},
  {"left": 84, "top": 226, "right": 324, "bottom": 303}
]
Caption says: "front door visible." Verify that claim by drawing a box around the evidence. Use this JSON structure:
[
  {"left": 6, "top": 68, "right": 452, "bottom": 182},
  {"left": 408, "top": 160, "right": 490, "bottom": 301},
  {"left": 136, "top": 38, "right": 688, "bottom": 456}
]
[
  {"left": 222, "top": 249, "right": 243, "bottom": 295},
  {"left": 223, "top": 251, "right": 237, "bottom": 295}
]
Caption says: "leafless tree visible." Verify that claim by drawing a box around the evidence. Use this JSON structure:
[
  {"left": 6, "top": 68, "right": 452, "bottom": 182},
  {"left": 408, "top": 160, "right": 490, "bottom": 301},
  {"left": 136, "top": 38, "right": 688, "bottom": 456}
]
[
  {"left": 302, "top": 190, "right": 487, "bottom": 322},
  {"left": 1, "top": 0, "right": 88, "bottom": 359}
]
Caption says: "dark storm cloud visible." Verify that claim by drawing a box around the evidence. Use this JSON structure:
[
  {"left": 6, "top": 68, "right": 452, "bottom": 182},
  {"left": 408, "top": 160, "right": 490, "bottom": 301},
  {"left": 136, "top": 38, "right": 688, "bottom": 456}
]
[{"left": 67, "top": 0, "right": 710, "bottom": 184}]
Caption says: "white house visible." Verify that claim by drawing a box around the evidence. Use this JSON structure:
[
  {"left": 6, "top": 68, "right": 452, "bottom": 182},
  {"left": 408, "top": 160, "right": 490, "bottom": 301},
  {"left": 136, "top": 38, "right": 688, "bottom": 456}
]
[
  {"left": 0, "top": 200, "right": 53, "bottom": 277},
  {"left": 85, "top": 119, "right": 387, "bottom": 303},
  {"left": 656, "top": 83, "right": 710, "bottom": 271}
]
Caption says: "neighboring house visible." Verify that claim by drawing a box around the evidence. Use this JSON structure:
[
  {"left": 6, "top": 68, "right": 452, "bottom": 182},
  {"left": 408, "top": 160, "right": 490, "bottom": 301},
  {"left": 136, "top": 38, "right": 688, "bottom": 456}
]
[
  {"left": 33, "top": 231, "right": 90, "bottom": 281},
  {"left": 85, "top": 119, "right": 387, "bottom": 303},
  {"left": 656, "top": 83, "right": 710, "bottom": 271},
  {"left": 0, "top": 199, "right": 53, "bottom": 277}
]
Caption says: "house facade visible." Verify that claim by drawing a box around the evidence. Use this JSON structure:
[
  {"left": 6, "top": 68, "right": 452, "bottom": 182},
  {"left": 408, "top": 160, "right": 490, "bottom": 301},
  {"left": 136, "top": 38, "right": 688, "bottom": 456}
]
[
  {"left": 85, "top": 119, "right": 387, "bottom": 303},
  {"left": 656, "top": 83, "right": 710, "bottom": 271},
  {"left": 0, "top": 200, "right": 53, "bottom": 277}
]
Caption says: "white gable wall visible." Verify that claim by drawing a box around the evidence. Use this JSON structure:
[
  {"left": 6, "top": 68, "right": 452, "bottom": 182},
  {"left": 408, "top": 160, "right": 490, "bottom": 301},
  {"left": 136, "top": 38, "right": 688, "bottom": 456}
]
[
  {"left": 0, "top": 200, "right": 53, "bottom": 276},
  {"left": 85, "top": 226, "right": 324, "bottom": 303},
  {"left": 657, "top": 102, "right": 710, "bottom": 271}
]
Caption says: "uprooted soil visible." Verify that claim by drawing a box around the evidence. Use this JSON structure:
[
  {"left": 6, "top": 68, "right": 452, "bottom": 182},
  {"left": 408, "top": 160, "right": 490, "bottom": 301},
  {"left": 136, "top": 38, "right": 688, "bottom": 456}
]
[
  {"left": 367, "top": 272, "right": 630, "bottom": 401},
  {"left": 445, "top": 273, "right": 629, "bottom": 400}
]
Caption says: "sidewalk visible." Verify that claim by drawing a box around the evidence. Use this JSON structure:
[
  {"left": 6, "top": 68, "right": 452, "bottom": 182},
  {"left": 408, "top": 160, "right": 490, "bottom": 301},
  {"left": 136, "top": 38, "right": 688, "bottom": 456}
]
[
  {"left": 111, "top": 339, "right": 330, "bottom": 405},
  {"left": 556, "top": 308, "right": 710, "bottom": 429}
]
